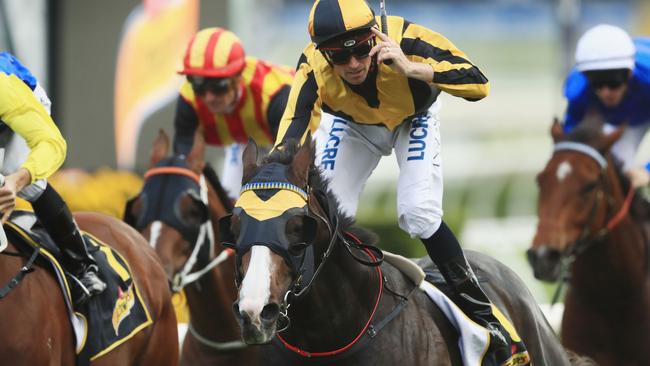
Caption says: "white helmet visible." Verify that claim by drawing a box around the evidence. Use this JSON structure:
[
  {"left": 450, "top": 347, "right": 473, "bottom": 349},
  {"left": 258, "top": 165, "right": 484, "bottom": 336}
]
[{"left": 575, "top": 24, "right": 635, "bottom": 72}]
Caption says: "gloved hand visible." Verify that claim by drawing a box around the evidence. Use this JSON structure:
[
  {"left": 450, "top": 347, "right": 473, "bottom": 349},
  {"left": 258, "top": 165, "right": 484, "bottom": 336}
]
[{"left": 626, "top": 167, "right": 650, "bottom": 188}]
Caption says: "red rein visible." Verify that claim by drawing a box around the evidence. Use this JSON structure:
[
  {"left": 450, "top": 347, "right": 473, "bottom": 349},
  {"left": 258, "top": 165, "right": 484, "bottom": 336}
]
[{"left": 277, "top": 232, "right": 383, "bottom": 358}]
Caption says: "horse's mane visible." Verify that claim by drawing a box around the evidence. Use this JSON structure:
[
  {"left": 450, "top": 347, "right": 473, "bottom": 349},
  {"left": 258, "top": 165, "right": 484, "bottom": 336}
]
[{"left": 264, "top": 139, "right": 379, "bottom": 246}]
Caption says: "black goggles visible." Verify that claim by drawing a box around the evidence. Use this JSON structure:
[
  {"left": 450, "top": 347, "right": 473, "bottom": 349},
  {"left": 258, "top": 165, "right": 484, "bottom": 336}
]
[
  {"left": 584, "top": 69, "right": 630, "bottom": 90},
  {"left": 187, "top": 76, "right": 234, "bottom": 96},
  {"left": 321, "top": 37, "right": 374, "bottom": 65}
]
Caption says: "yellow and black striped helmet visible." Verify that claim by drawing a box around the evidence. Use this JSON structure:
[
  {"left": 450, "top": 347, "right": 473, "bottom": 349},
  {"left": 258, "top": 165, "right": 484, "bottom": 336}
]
[{"left": 308, "top": 0, "right": 376, "bottom": 48}]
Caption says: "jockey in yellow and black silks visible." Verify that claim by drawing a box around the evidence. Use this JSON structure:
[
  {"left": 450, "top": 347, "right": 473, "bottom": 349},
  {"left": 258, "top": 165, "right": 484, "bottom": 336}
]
[
  {"left": 274, "top": 1, "right": 530, "bottom": 365},
  {"left": 0, "top": 52, "right": 106, "bottom": 304},
  {"left": 173, "top": 27, "right": 294, "bottom": 200}
]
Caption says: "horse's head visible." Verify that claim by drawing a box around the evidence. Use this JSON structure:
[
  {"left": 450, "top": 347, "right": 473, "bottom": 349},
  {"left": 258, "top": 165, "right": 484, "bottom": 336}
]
[
  {"left": 528, "top": 116, "right": 625, "bottom": 281},
  {"left": 220, "top": 137, "right": 333, "bottom": 344},
  {"left": 124, "top": 130, "right": 219, "bottom": 288}
]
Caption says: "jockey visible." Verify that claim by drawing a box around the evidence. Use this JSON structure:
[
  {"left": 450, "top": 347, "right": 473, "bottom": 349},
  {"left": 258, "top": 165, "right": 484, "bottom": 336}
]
[
  {"left": 173, "top": 27, "right": 294, "bottom": 199},
  {"left": 274, "top": 1, "right": 530, "bottom": 365},
  {"left": 564, "top": 24, "right": 650, "bottom": 187},
  {"left": 0, "top": 52, "right": 106, "bottom": 304}
]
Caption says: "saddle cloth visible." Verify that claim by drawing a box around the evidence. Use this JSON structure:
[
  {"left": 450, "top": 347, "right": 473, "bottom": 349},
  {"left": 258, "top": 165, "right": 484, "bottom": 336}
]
[
  {"left": 5, "top": 211, "right": 152, "bottom": 366},
  {"left": 384, "top": 251, "right": 523, "bottom": 366}
]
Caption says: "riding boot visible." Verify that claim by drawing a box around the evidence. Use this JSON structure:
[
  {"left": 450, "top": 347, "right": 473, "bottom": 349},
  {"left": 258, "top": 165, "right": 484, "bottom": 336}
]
[
  {"left": 421, "top": 222, "right": 530, "bottom": 366},
  {"left": 32, "top": 184, "right": 106, "bottom": 305}
]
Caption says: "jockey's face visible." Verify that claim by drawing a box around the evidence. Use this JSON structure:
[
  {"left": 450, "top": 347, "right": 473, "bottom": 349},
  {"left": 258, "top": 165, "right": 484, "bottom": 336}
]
[
  {"left": 332, "top": 53, "right": 372, "bottom": 85},
  {"left": 585, "top": 69, "right": 631, "bottom": 108},
  {"left": 594, "top": 83, "right": 628, "bottom": 108},
  {"left": 190, "top": 75, "right": 240, "bottom": 114}
]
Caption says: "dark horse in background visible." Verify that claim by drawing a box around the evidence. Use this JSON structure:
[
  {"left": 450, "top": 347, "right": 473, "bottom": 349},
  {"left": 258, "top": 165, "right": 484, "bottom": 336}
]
[
  {"left": 124, "top": 130, "right": 261, "bottom": 366},
  {"left": 220, "top": 137, "right": 573, "bottom": 365},
  {"left": 0, "top": 212, "right": 178, "bottom": 365},
  {"left": 529, "top": 116, "right": 650, "bottom": 366}
]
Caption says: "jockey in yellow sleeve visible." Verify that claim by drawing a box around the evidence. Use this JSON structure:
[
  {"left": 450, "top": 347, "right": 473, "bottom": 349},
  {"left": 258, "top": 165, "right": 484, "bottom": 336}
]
[
  {"left": 174, "top": 27, "right": 294, "bottom": 200},
  {"left": 274, "top": 1, "right": 529, "bottom": 365},
  {"left": 0, "top": 52, "right": 105, "bottom": 305}
]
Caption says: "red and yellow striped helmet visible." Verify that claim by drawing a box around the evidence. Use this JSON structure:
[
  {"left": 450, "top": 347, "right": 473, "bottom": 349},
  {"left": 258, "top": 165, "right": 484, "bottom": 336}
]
[
  {"left": 179, "top": 27, "right": 246, "bottom": 77},
  {"left": 308, "top": 0, "right": 376, "bottom": 48}
]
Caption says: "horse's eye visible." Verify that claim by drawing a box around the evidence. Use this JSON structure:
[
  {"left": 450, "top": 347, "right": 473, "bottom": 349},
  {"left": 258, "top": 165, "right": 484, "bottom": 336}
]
[
  {"left": 177, "top": 193, "right": 208, "bottom": 228},
  {"left": 285, "top": 216, "right": 303, "bottom": 243},
  {"left": 124, "top": 194, "right": 147, "bottom": 228},
  {"left": 285, "top": 215, "right": 318, "bottom": 248},
  {"left": 581, "top": 181, "right": 599, "bottom": 195}
]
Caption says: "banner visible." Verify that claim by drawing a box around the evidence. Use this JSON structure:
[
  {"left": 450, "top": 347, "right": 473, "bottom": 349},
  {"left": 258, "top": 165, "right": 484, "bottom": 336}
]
[{"left": 114, "top": 0, "right": 199, "bottom": 169}]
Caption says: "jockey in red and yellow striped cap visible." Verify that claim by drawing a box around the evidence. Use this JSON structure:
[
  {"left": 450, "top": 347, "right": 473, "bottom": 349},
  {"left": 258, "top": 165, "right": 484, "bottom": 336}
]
[{"left": 174, "top": 27, "right": 294, "bottom": 200}]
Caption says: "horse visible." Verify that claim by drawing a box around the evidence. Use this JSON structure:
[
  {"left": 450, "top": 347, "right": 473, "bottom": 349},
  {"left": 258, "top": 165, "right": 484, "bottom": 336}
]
[
  {"left": 220, "top": 137, "right": 573, "bottom": 365},
  {"left": 528, "top": 116, "right": 650, "bottom": 366},
  {"left": 124, "top": 129, "right": 261, "bottom": 366},
  {"left": 0, "top": 211, "right": 178, "bottom": 365}
]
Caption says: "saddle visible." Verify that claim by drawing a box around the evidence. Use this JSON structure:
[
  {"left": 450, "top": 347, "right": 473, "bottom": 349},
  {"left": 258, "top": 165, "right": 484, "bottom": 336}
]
[{"left": 4, "top": 211, "right": 152, "bottom": 366}]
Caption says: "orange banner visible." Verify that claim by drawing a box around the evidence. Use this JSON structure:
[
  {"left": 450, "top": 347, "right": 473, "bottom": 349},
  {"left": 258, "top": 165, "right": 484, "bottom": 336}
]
[{"left": 114, "top": 0, "right": 199, "bottom": 169}]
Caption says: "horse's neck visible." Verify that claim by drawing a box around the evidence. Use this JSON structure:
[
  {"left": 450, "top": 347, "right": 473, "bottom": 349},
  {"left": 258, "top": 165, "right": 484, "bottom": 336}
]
[
  {"left": 280, "top": 239, "right": 380, "bottom": 348},
  {"left": 572, "top": 166, "right": 648, "bottom": 297}
]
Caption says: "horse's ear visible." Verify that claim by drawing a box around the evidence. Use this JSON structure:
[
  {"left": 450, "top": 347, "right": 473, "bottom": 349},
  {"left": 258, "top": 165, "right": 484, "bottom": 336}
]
[
  {"left": 601, "top": 124, "right": 626, "bottom": 152},
  {"left": 242, "top": 139, "right": 259, "bottom": 183},
  {"left": 290, "top": 134, "right": 315, "bottom": 187},
  {"left": 150, "top": 129, "right": 170, "bottom": 167},
  {"left": 187, "top": 128, "right": 206, "bottom": 173},
  {"left": 551, "top": 118, "right": 565, "bottom": 143}
]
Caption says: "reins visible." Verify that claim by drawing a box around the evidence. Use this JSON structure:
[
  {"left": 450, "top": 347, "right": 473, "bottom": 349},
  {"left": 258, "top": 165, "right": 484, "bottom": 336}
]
[
  {"left": 276, "top": 232, "right": 385, "bottom": 358},
  {"left": 0, "top": 245, "right": 39, "bottom": 299}
]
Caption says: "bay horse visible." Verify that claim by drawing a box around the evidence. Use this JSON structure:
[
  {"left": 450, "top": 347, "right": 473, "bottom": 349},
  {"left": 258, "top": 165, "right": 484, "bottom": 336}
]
[
  {"left": 221, "top": 137, "right": 573, "bottom": 365},
  {"left": 124, "top": 129, "right": 261, "bottom": 366},
  {"left": 0, "top": 212, "right": 178, "bottom": 365},
  {"left": 529, "top": 117, "right": 650, "bottom": 366}
]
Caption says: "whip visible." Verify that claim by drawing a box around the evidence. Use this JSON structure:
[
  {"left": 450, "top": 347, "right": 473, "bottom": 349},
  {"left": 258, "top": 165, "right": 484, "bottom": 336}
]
[{"left": 379, "top": 0, "right": 393, "bottom": 65}]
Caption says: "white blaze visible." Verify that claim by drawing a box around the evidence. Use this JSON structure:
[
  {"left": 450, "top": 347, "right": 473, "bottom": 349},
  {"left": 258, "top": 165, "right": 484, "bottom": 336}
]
[
  {"left": 149, "top": 221, "right": 162, "bottom": 248},
  {"left": 238, "top": 246, "right": 273, "bottom": 326},
  {"left": 556, "top": 161, "right": 572, "bottom": 182}
]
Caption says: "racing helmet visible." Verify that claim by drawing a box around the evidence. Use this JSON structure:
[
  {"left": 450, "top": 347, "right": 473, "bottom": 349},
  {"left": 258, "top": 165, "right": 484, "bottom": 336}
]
[
  {"left": 575, "top": 24, "right": 635, "bottom": 72},
  {"left": 308, "top": 0, "right": 376, "bottom": 48},
  {"left": 179, "top": 27, "right": 246, "bottom": 77}
]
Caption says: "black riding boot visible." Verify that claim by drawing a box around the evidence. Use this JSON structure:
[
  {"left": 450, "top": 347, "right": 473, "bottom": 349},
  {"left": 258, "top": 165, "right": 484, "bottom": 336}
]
[
  {"left": 32, "top": 184, "right": 106, "bottom": 305},
  {"left": 421, "top": 222, "right": 530, "bottom": 366}
]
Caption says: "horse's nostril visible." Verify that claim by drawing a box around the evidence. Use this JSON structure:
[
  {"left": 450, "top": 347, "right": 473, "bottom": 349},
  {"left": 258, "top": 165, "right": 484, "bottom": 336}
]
[
  {"left": 526, "top": 249, "right": 538, "bottom": 266},
  {"left": 260, "top": 303, "right": 280, "bottom": 323}
]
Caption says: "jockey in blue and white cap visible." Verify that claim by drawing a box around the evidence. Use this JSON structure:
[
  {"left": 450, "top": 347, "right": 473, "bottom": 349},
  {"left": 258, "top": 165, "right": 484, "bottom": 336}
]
[{"left": 563, "top": 24, "right": 650, "bottom": 187}]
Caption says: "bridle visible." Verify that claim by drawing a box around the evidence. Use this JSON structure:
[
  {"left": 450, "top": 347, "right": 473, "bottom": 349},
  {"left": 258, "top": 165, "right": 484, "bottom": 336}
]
[
  {"left": 129, "top": 163, "right": 245, "bottom": 352},
  {"left": 549, "top": 141, "right": 636, "bottom": 303},
  {"left": 140, "top": 166, "right": 233, "bottom": 292},
  {"left": 223, "top": 178, "right": 384, "bottom": 340}
]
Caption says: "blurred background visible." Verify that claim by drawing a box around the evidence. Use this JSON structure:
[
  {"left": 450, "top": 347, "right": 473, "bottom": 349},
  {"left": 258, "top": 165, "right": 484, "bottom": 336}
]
[{"left": 2, "top": 0, "right": 649, "bottom": 327}]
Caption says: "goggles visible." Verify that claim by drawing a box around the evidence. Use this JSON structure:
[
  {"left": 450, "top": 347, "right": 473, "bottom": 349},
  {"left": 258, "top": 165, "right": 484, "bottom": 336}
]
[
  {"left": 187, "top": 76, "right": 234, "bottom": 96},
  {"left": 320, "top": 33, "right": 374, "bottom": 65},
  {"left": 584, "top": 69, "right": 630, "bottom": 90}
]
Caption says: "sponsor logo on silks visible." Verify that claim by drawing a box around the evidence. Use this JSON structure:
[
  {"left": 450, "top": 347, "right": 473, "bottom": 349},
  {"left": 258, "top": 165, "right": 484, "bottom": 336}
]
[
  {"left": 321, "top": 118, "right": 347, "bottom": 170},
  {"left": 112, "top": 285, "right": 136, "bottom": 335},
  {"left": 407, "top": 115, "right": 429, "bottom": 161},
  {"left": 343, "top": 39, "right": 356, "bottom": 47}
]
